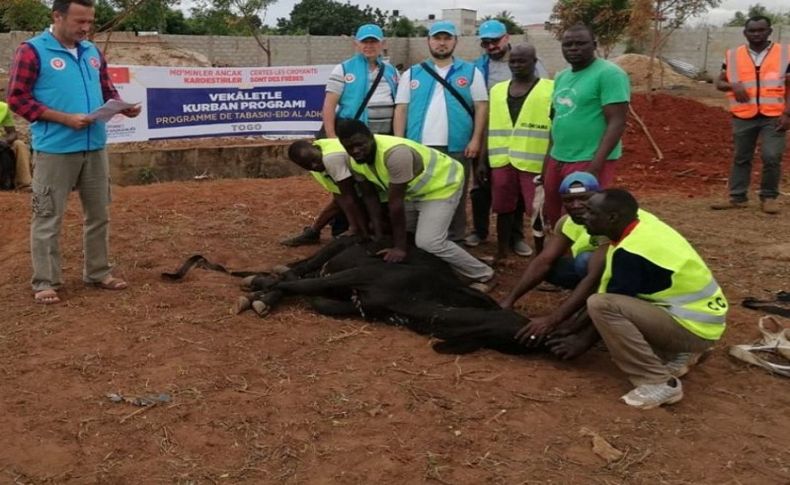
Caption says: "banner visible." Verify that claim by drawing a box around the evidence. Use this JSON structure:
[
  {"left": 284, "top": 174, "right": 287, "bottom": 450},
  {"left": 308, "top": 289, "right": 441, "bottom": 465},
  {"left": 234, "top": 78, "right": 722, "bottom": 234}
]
[{"left": 106, "top": 64, "right": 334, "bottom": 143}]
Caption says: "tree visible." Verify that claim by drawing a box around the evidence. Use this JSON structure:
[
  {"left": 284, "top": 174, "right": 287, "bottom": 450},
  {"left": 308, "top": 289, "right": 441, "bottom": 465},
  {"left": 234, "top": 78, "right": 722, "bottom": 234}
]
[
  {"left": 211, "top": 0, "right": 278, "bottom": 65},
  {"left": 277, "top": 0, "right": 387, "bottom": 36},
  {"left": 549, "top": 0, "right": 630, "bottom": 57},
  {"left": 385, "top": 16, "right": 418, "bottom": 37},
  {"left": 482, "top": 10, "right": 525, "bottom": 35},
  {"left": 0, "top": 0, "right": 50, "bottom": 32},
  {"left": 628, "top": 0, "right": 721, "bottom": 93},
  {"left": 725, "top": 3, "right": 789, "bottom": 26}
]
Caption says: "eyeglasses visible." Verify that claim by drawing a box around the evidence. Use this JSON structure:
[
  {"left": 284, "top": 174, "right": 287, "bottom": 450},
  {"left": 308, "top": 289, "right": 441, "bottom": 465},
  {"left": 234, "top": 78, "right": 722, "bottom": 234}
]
[{"left": 480, "top": 37, "right": 504, "bottom": 48}]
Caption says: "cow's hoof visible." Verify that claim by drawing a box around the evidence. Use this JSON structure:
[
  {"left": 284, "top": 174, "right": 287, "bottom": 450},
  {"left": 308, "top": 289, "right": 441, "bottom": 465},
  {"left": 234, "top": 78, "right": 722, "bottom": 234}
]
[
  {"left": 235, "top": 296, "right": 252, "bottom": 314},
  {"left": 251, "top": 300, "right": 270, "bottom": 317},
  {"left": 271, "top": 264, "right": 291, "bottom": 275},
  {"left": 240, "top": 275, "right": 256, "bottom": 291}
]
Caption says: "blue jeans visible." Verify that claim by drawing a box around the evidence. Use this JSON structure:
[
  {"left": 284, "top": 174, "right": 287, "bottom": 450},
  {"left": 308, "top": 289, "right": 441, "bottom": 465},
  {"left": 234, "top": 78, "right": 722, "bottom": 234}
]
[{"left": 546, "top": 252, "right": 592, "bottom": 289}]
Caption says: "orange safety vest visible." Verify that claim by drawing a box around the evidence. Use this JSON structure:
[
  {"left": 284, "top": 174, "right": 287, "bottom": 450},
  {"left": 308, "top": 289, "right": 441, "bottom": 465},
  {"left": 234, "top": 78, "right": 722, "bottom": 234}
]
[{"left": 725, "top": 43, "right": 789, "bottom": 118}]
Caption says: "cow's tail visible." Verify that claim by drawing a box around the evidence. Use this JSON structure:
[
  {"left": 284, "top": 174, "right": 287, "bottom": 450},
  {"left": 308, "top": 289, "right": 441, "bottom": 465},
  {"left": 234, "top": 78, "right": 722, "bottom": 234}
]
[{"left": 161, "top": 255, "right": 267, "bottom": 281}]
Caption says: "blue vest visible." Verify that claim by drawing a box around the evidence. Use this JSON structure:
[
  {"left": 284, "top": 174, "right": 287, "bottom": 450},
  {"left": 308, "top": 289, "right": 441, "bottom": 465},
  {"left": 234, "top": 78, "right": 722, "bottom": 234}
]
[
  {"left": 406, "top": 59, "right": 475, "bottom": 153},
  {"left": 473, "top": 54, "right": 491, "bottom": 88},
  {"left": 26, "top": 31, "right": 107, "bottom": 153},
  {"left": 337, "top": 53, "right": 398, "bottom": 124}
]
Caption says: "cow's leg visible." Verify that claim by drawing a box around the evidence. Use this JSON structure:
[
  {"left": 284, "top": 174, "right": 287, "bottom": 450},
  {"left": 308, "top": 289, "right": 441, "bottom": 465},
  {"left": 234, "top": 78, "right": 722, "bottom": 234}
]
[
  {"left": 274, "top": 267, "right": 374, "bottom": 296},
  {"left": 283, "top": 235, "right": 362, "bottom": 277},
  {"left": 250, "top": 290, "right": 285, "bottom": 317},
  {"left": 308, "top": 297, "right": 358, "bottom": 316}
]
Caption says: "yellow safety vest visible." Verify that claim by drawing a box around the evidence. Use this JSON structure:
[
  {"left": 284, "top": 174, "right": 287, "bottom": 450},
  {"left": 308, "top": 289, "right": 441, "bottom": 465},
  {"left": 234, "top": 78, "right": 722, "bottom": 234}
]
[
  {"left": 350, "top": 135, "right": 463, "bottom": 201},
  {"left": 309, "top": 139, "right": 345, "bottom": 194},
  {"left": 598, "top": 210, "right": 727, "bottom": 340},
  {"left": 488, "top": 78, "right": 553, "bottom": 173}
]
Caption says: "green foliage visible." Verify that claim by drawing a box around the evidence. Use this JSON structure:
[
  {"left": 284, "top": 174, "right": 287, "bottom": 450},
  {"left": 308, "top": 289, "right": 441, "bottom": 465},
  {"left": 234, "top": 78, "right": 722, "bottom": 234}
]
[
  {"left": 276, "top": 0, "right": 388, "bottom": 36},
  {"left": 0, "top": 0, "right": 51, "bottom": 33},
  {"left": 550, "top": 0, "right": 630, "bottom": 57},
  {"left": 481, "top": 10, "right": 524, "bottom": 34},
  {"left": 385, "top": 16, "right": 419, "bottom": 37},
  {"left": 726, "top": 3, "right": 790, "bottom": 26}
]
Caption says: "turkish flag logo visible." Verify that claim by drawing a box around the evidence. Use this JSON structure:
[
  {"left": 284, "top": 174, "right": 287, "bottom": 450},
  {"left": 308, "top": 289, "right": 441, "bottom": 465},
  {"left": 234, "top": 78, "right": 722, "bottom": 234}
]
[{"left": 108, "top": 67, "right": 130, "bottom": 84}]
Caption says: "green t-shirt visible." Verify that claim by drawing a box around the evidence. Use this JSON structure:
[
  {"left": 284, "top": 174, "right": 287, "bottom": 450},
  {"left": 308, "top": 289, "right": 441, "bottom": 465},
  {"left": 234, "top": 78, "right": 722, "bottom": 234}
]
[
  {"left": 550, "top": 59, "right": 630, "bottom": 162},
  {"left": 0, "top": 102, "right": 14, "bottom": 128}
]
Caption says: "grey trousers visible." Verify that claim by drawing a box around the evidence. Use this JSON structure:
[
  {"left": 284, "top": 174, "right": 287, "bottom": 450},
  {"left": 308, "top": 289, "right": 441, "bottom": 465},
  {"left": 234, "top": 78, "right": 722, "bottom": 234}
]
[
  {"left": 430, "top": 147, "right": 470, "bottom": 242},
  {"left": 729, "top": 116, "right": 786, "bottom": 202},
  {"left": 587, "top": 293, "right": 714, "bottom": 386},
  {"left": 31, "top": 149, "right": 112, "bottom": 291},
  {"left": 405, "top": 185, "right": 493, "bottom": 281}
]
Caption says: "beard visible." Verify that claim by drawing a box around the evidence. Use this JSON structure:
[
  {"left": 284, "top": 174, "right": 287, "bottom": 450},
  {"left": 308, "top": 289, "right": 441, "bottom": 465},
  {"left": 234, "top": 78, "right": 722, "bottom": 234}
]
[{"left": 429, "top": 48, "right": 455, "bottom": 60}]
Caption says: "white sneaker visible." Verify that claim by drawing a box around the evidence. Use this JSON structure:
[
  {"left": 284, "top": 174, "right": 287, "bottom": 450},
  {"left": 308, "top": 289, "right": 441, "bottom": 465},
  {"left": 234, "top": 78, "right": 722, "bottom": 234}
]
[
  {"left": 512, "top": 240, "right": 533, "bottom": 257},
  {"left": 621, "top": 378, "right": 683, "bottom": 409},
  {"left": 665, "top": 352, "right": 702, "bottom": 378},
  {"left": 464, "top": 233, "right": 484, "bottom": 247}
]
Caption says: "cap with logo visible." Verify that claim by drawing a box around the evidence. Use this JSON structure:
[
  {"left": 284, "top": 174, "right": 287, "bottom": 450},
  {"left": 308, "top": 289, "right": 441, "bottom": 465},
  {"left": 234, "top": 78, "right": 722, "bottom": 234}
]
[
  {"left": 355, "top": 24, "right": 384, "bottom": 41},
  {"left": 478, "top": 19, "right": 507, "bottom": 40},
  {"left": 429, "top": 20, "right": 457, "bottom": 37},
  {"left": 559, "top": 172, "right": 600, "bottom": 195}
]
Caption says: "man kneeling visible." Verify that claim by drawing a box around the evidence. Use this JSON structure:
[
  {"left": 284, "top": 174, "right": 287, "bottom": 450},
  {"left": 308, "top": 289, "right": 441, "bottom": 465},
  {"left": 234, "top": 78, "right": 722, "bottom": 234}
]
[{"left": 583, "top": 189, "right": 727, "bottom": 409}]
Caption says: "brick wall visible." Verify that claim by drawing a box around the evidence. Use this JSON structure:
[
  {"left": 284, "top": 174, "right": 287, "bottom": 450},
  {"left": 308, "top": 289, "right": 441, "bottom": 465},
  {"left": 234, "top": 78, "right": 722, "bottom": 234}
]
[{"left": 3, "top": 26, "right": 789, "bottom": 80}]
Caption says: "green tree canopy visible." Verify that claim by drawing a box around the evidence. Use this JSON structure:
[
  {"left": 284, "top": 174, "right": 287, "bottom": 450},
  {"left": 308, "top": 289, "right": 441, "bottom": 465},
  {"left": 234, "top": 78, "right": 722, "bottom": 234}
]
[
  {"left": 726, "top": 3, "right": 790, "bottom": 26},
  {"left": 276, "top": 0, "right": 387, "bottom": 36},
  {"left": 0, "top": 0, "right": 51, "bottom": 32},
  {"left": 482, "top": 10, "right": 524, "bottom": 35},
  {"left": 549, "top": 0, "right": 630, "bottom": 57}
]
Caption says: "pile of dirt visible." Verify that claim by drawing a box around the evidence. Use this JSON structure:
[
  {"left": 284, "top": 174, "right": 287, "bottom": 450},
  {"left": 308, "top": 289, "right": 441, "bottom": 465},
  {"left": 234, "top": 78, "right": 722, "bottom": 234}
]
[
  {"left": 101, "top": 42, "right": 211, "bottom": 67},
  {"left": 614, "top": 53, "right": 697, "bottom": 91},
  {"left": 616, "top": 92, "right": 790, "bottom": 196}
]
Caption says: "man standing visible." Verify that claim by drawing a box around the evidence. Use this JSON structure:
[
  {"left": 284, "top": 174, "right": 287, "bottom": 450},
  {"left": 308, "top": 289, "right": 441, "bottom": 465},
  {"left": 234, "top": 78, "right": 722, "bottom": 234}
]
[
  {"left": 8, "top": 0, "right": 141, "bottom": 304},
  {"left": 393, "top": 20, "right": 488, "bottom": 243},
  {"left": 711, "top": 15, "right": 789, "bottom": 215},
  {"left": 467, "top": 19, "right": 547, "bottom": 255},
  {"left": 544, "top": 24, "right": 629, "bottom": 228},
  {"left": 486, "top": 44, "right": 552, "bottom": 261},
  {"left": 0, "top": 101, "right": 33, "bottom": 191},
  {"left": 336, "top": 118, "right": 494, "bottom": 283},
  {"left": 583, "top": 189, "right": 727, "bottom": 409},
  {"left": 321, "top": 23, "right": 399, "bottom": 138}
]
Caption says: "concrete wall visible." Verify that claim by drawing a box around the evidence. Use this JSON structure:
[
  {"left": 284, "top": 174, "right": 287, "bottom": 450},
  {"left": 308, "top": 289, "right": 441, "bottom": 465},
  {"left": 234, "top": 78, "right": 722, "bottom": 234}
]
[{"left": 3, "top": 26, "right": 789, "bottom": 76}]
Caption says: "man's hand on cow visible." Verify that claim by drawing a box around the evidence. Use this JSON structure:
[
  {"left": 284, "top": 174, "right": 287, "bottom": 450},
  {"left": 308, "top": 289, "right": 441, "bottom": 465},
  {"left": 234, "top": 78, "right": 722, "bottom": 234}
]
[
  {"left": 377, "top": 247, "right": 407, "bottom": 263},
  {"left": 731, "top": 82, "right": 750, "bottom": 103},
  {"left": 515, "top": 316, "right": 558, "bottom": 347},
  {"left": 499, "top": 297, "right": 515, "bottom": 309}
]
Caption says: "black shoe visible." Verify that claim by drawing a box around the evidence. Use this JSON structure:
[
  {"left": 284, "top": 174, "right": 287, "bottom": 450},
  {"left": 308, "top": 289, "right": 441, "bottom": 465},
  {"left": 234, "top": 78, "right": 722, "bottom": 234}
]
[{"left": 280, "top": 227, "right": 320, "bottom": 247}]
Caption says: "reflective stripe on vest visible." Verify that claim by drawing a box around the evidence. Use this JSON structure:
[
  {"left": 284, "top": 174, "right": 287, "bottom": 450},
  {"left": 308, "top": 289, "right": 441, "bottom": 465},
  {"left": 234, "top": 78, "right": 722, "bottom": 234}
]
[
  {"left": 726, "top": 43, "right": 789, "bottom": 118},
  {"left": 308, "top": 139, "right": 347, "bottom": 194},
  {"left": 351, "top": 135, "right": 462, "bottom": 201},
  {"left": 598, "top": 210, "right": 727, "bottom": 340},
  {"left": 487, "top": 79, "right": 553, "bottom": 173}
]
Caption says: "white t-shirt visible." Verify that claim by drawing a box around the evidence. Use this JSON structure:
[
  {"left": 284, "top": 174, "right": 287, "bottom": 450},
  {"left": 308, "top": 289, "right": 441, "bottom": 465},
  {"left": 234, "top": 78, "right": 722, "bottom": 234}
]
[
  {"left": 323, "top": 152, "right": 352, "bottom": 183},
  {"left": 395, "top": 64, "right": 487, "bottom": 147},
  {"left": 327, "top": 63, "right": 395, "bottom": 134}
]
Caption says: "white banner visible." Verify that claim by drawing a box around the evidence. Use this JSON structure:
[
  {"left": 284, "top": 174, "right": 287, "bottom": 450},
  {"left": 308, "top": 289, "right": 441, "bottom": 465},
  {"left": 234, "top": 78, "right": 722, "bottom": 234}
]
[{"left": 106, "top": 64, "right": 334, "bottom": 143}]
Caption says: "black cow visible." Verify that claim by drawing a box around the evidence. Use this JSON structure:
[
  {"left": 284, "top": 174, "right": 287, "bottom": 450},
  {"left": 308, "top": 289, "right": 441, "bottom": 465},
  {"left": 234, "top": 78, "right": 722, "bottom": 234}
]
[{"left": 166, "top": 236, "right": 533, "bottom": 355}]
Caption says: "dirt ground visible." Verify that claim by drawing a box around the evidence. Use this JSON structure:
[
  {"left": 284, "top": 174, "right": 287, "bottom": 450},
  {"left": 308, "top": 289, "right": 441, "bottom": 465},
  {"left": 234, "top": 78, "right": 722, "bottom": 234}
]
[
  {"left": 1, "top": 90, "right": 790, "bottom": 483},
  {"left": 2, "top": 170, "right": 790, "bottom": 483}
]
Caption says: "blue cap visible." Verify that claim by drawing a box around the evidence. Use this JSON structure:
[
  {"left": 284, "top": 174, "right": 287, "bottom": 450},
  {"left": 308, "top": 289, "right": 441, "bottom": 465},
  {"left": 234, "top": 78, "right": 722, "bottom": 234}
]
[
  {"left": 559, "top": 172, "right": 600, "bottom": 195},
  {"left": 478, "top": 19, "right": 507, "bottom": 39},
  {"left": 355, "top": 24, "right": 384, "bottom": 41},
  {"left": 429, "top": 20, "right": 457, "bottom": 37}
]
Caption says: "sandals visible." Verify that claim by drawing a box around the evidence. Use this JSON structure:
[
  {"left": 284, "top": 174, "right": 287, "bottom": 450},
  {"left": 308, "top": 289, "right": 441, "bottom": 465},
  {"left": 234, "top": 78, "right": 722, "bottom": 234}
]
[
  {"left": 88, "top": 276, "right": 128, "bottom": 291},
  {"left": 34, "top": 289, "right": 61, "bottom": 305},
  {"left": 729, "top": 316, "right": 790, "bottom": 377}
]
